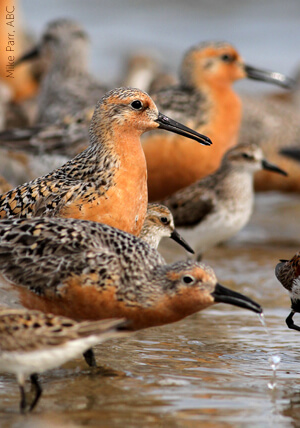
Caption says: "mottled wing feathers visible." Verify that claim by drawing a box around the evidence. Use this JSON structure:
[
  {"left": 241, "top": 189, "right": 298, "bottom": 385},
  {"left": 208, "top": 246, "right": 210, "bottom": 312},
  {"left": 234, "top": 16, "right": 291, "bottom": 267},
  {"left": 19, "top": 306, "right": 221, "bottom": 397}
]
[
  {"left": 152, "top": 86, "right": 207, "bottom": 127},
  {"left": 0, "top": 217, "right": 164, "bottom": 294},
  {"left": 0, "top": 177, "right": 79, "bottom": 219},
  {"left": 0, "top": 118, "right": 89, "bottom": 157},
  {"left": 162, "top": 183, "right": 216, "bottom": 227},
  {"left": 0, "top": 309, "right": 126, "bottom": 352}
]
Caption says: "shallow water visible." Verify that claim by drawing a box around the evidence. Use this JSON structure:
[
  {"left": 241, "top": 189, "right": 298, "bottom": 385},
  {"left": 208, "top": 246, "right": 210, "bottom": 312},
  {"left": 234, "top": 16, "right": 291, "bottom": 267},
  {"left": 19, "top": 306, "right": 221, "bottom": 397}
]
[
  {"left": 1, "top": 1, "right": 300, "bottom": 426},
  {"left": 0, "top": 193, "right": 300, "bottom": 427}
]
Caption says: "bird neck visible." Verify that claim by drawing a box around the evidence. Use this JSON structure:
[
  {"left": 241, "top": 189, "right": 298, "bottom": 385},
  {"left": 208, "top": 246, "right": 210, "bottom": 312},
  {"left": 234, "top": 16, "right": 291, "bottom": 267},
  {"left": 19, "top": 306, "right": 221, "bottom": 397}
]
[
  {"left": 216, "top": 163, "right": 255, "bottom": 202},
  {"left": 48, "top": 44, "right": 90, "bottom": 78},
  {"left": 139, "top": 226, "right": 161, "bottom": 249}
]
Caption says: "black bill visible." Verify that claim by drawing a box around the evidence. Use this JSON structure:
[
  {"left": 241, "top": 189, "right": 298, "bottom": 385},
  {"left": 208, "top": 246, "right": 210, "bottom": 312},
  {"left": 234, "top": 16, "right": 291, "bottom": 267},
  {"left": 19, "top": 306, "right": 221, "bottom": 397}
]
[
  {"left": 15, "top": 46, "right": 40, "bottom": 66},
  {"left": 170, "top": 229, "right": 194, "bottom": 254},
  {"left": 280, "top": 147, "right": 300, "bottom": 162},
  {"left": 244, "top": 64, "right": 295, "bottom": 89},
  {"left": 211, "top": 283, "right": 262, "bottom": 314},
  {"left": 155, "top": 113, "right": 212, "bottom": 146},
  {"left": 262, "top": 159, "right": 288, "bottom": 176}
]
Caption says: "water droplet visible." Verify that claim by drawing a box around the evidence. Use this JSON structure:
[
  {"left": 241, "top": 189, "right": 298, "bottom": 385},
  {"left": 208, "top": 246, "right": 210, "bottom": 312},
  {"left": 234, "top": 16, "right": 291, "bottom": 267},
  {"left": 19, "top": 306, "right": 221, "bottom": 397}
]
[
  {"left": 268, "top": 355, "right": 281, "bottom": 371},
  {"left": 257, "top": 313, "right": 281, "bottom": 390},
  {"left": 268, "top": 381, "right": 277, "bottom": 390}
]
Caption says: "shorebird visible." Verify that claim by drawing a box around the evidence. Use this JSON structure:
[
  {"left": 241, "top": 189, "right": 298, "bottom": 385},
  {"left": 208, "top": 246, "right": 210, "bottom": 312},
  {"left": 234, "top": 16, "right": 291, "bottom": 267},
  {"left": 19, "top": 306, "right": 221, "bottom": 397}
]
[
  {"left": 16, "top": 18, "right": 108, "bottom": 125},
  {"left": 0, "top": 310, "right": 128, "bottom": 412},
  {"left": 0, "top": 217, "right": 262, "bottom": 330},
  {"left": 142, "top": 40, "right": 293, "bottom": 201},
  {"left": 140, "top": 203, "right": 194, "bottom": 253},
  {"left": 0, "top": 216, "right": 261, "bottom": 368},
  {"left": 240, "top": 93, "right": 300, "bottom": 193},
  {"left": 0, "top": 112, "right": 90, "bottom": 186},
  {"left": 161, "top": 143, "right": 287, "bottom": 258},
  {"left": 0, "top": 87, "right": 211, "bottom": 236},
  {"left": 122, "top": 51, "right": 177, "bottom": 93},
  {"left": 275, "top": 253, "right": 300, "bottom": 332}
]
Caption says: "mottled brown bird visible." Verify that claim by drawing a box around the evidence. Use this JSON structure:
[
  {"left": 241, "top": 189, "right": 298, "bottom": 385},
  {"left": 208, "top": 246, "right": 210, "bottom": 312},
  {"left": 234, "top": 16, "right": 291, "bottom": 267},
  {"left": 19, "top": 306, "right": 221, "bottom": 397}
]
[
  {"left": 140, "top": 203, "right": 194, "bottom": 253},
  {"left": 0, "top": 217, "right": 261, "bottom": 332},
  {"left": 0, "top": 310, "right": 129, "bottom": 412},
  {"left": 275, "top": 253, "right": 300, "bottom": 332},
  {"left": 0, "top": 87, "right": 210, "bottom": 236}
]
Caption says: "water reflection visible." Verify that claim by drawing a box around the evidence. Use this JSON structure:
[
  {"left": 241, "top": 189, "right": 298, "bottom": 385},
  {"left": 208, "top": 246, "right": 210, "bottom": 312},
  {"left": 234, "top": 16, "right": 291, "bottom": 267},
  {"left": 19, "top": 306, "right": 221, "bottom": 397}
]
[{"left": 0, "top": 192, "right": 299, "bottom": 426}]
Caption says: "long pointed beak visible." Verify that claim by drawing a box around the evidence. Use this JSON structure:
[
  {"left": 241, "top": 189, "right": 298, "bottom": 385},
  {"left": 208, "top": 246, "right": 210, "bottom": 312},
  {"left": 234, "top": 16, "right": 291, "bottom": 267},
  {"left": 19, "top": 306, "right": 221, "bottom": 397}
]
[
  {"left": 280, "top": 147, "right": 300, "bottom": 162},
  {"left": 155, "top": 113, "right": 212, "bottom": 146},
  {"left": 211, "top": 283, "right": 262, "bottom": 314},
  {"left": 170, "top": 229, "right": 194, "bottom": 254},
  {"left": 244, "top": 64, "right": 295, "bottom": 89},
  {"left": 15, "top": 46, "right": 41, "bottom": 66},
  {"left": 261, "top": 159, "right": 288, "bottom": 176}
]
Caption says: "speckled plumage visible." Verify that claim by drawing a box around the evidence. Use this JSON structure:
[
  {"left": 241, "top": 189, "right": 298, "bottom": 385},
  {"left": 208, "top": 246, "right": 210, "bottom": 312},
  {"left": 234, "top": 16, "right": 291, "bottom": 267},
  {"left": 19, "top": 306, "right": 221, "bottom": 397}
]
[
  {"left": 161, "top": 143, "right": 287, "bottom": 256},
  {"left": 0, "top": 309, "right": 128, "bottom": 412},
  {"left": 275, "top": 253, "right": 300, "bottom": 332},
  {"left": 0, "top": 86, "right": 210, "bottom": 236},
  {"left": 0, "top": 217, "right": 164, "bottom": 297},
  {"left": 0, "top": 310, "right": 127, "bottom": 353},
  {"left": 276, "top": 254, "right": 300, "bottom": 299},
  {"left": 0, "top": 88, "right": 150, "bottom": 235},
  {"left": 0, "top": 216, "right": 261, "bottom": 330},
  {"left": 140, "top": 203, "right": 177, "bottom": 248},
  {"left": 139, "top": 203, "right": 193, "bottom": 253}
]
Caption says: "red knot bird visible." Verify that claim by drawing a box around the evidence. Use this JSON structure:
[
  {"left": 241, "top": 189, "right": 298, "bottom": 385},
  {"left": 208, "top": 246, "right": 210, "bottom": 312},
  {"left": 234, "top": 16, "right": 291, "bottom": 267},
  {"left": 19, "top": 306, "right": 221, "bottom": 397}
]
[
  {"left": 142, "top": 40, "right": 293, "bottom": 201},
  {"left": 0, "top": 216, "right": 262, "bottom": 329},
  {"left": 0, "top": 87, "right": 211, "bottom": 236}
]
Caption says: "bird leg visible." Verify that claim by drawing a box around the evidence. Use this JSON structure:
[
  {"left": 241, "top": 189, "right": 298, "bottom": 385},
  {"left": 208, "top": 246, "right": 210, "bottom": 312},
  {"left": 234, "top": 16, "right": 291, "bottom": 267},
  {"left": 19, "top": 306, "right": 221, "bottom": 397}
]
[
  {"left": 19, "top": 384, "right": 27, "bottom": 413},
  {"left": 83, "top": 348, "right": 97, "bottom": 367},
  {"left": 29, "top": 374, "right": 42, "bottom": 411},
  {"left": 286, "top": 310, "right": 300, "bottom": 331}
]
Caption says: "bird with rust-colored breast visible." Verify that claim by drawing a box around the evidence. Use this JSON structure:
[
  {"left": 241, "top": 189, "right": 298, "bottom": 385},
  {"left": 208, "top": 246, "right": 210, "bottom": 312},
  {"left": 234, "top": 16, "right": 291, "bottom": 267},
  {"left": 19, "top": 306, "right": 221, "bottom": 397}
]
[
  {"left": 0, "top": 216, "right": 261, "bottom": 367},
  {"left": 0, "top": 216, "right": 262, "bottom": 330},
  {"left": 0, "top": 87, "right": 211, "bottom": 236},
  {"left": 143, "top": 40, "right": 293, "bottom": 201}
]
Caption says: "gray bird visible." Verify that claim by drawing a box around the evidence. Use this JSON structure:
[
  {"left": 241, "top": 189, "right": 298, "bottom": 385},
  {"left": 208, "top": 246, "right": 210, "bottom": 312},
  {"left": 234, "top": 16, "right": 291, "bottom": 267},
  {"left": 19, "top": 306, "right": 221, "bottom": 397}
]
[{"left": 161, "top": 143, "right": 287, "bottom": 258}]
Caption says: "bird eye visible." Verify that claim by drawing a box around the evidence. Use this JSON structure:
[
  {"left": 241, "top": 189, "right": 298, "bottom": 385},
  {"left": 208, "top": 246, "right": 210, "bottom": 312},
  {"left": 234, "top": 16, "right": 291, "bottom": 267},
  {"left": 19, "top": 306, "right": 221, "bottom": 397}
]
[
  {"left": 160, "top": 217, "right": 169, "bottom": 225},
  {"left": 242, "top": 153, "right": 252, "bottom": 159},
  {"left": 131, "top": 100, "right": 143, "bottom": 110},
  {"left": 221, "top": 53, "right": 234, "bottom": 62},
  {"left": 182, "top": 275, "right": 195, "bottom": 285},
  {"left": 43, "top": 34, "right": 57, "bottom": 44}
]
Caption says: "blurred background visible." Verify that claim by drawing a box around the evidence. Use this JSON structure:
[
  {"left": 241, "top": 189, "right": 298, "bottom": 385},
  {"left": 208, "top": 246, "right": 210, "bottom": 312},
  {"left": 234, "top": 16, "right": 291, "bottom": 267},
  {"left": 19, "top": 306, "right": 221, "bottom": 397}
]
[
  {"left": 20, "top": 0, "right": 300, "bottom": 92},
  {"left": 0, "top": 1, "right": 300, "bottom": 427}
]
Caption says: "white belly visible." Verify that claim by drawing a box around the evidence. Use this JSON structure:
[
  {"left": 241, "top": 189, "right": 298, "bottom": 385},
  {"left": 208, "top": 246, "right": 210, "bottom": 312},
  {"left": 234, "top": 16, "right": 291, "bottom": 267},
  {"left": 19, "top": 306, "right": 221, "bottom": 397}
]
[{"left": 178, "top": 204, "right": 253, "bottom": 255}]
